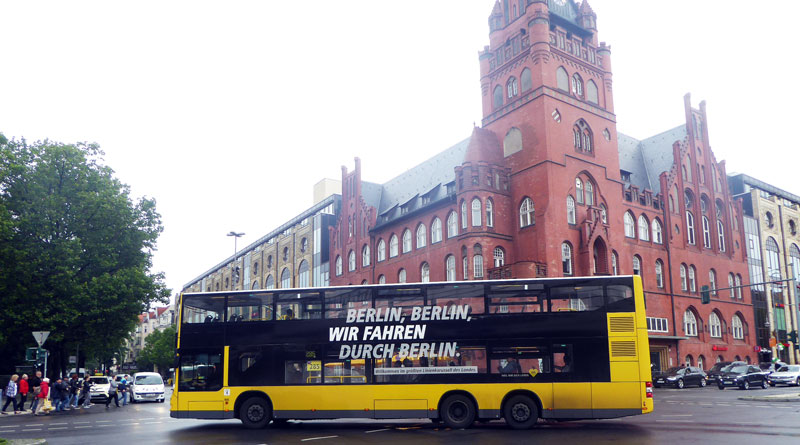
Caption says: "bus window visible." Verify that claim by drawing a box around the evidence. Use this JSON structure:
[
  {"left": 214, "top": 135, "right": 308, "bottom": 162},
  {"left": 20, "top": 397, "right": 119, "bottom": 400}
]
[
  {"left": 277, "top": 292, "right": 323, "bottom": 320},
  {"left": 178, "top": 350, "right": 223, "bottom": 392},
  {"left": 553, "top": 344, "right": 574, "bottom": 373},
  {"left": 427, "top": 284, "right": 485, "bottom": 315},
  {"left": 324, "top": 288, "right": 372, "bottom": 319},
  {"left": 491, "top": 345, "right": 547, "bottom": 376},
  {"left": 375, "top": 287, "right": 423, "bottom": 316},
  {"left": 227, "top": 293, "right": 273, "bottom": 322},
  {"left": 549, "top": 286, "right": 603, "bottom": 312},
  {"left": 182, "top": 295, "right": 225, "bottom": 324},
  {"left": 284, "top": 360, "right": 322, "bottom": 384},
  {"left": 487, "top": 284, "right": 545, "bottom": 314},
  {"left": 606, "top": 285, "right": 635, "bottom": 312},
  {"left": 457, "top": 347, "right": 487, "bottom": 373},
  {"left": 323, "top": 359, "right": 367, "bottom": 384}
]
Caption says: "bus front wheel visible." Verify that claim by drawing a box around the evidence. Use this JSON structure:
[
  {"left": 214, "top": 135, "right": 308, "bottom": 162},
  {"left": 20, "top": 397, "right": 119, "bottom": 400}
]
[
  {"left": 440, "top": 394, "right": 476, "bottom": 429},
  {"left": 503, "top": 395, "right": 539, "bottom": 430},
  {"left": 240, "top": 397, "right": 271, "bottom": 429}
]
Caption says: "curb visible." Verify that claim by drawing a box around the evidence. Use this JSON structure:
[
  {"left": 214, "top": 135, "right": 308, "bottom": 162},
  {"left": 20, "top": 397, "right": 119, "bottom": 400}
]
[
  {"left": 738, "top": 394, "right": 800, "bottom": 402},
  {"left": 7, "top": 440, "right": 46, "bottom": 445}
]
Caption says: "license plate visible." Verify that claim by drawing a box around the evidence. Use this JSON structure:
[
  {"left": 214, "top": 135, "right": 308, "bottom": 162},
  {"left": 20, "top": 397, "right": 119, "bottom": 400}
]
[{"left": 656, "top": 379, "right": 664, "bottom": 383}]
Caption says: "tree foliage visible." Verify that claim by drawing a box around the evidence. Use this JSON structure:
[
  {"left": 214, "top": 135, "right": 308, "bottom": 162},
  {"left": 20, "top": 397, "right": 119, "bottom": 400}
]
[
  {"left": 0, "top": 136, "right": 170, "bottom": 376},
  {"left": 136, "top": 325, "right": 176, "bottom": 375}
]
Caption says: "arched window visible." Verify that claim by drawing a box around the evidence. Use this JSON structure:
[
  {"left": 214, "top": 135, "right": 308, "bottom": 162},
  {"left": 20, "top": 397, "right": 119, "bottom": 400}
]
[
  {"left": 556, "top": 66, "right": 569, "bottom": 91},
  {"left": 575, "top": 178, "right": 584, "bottom": 204},
  {"left": 638, "top": 215, "right": 650, "bottom": 241},
  {"left": 461, "top": 200, "right": 467, "bottom": 229},
  {"left": 471, "top": 198, "right": 482, "bottom": 226},
  {"left": 562, "top": 243, "right": 573, "bottom": 276},
  {"left": 689, "top": 265, "right": 697, "bottom": 292},
  {"left": 632, "top": 255, "right": 642, "bottom": 276},
  {"left": 728, "top": 273, "right": 735, "bottom": 299},
  {"left": 362, "top": 245, "right": 370, "bottom": 267},
  {"left": 652, "top": 219, "right": 663, "bottom": 244},
  {"left": 335, "top": 256, "right": 342, "bottom": 276},
  {"left": 486, "top": 199, "right": 494, "bottom": 228},
  {"left": 348, "top": 250, "right": 356, "bottom": 271},
  {"left": 265, "top": 274, "right": 274, "bottom": 290},
  {"left": 624, "top": 212, "right": 635, "bottom": 238},
  {"left": 585, "top": 181, "right": 594, "bottom": 205},
  {"left": 586, "top": 80, "right": 599, "bottom": 104},
  {"left": 298, "top": 260, "right": 309, "bottom": 288},
  {"left": 377, "top": 239, "right": 386, "bottom": 262},
  {"left": 447, "top": 212, "right": 458, "bottom": 238},
  {"left": 611, "top": 251, "right": 618, "bottom": 275},
  {"left": 494, "top": 247, "right": 505, "bottom": 267},
  {"left": 416, "top": 224, "right": 427, "bottom": 249},
  {"left": 735, "top": 274, "right": 743, "bottom": 299},
  {"left": 493, "top": 85, "right": 503, "bottom": 108},
  {"left": 685, "top": 355, "right": 694, "bottom": 367},
  {"left": 573, "top": 120, "right": 593, "bottom": 153},
  {"left": 765, "top": 211, "right": 774, "bottom": 228},
  {"left": 446, "top": 255, "right": 456, "bottom": 281},
  {"left": 521, "top": 67, "right": 532, "bottom": 92},
  {"left": 431, "top": 217, "right": 442, "bottom": 243},
  {"left": 655, "top": 260, "right": 664, "bottom": 288},
  {"left": 506, "top": 77, "right": 518, "bottom": 99},
  {"left": 684, "top": 310, "right": 698, "bottom": 337},
  {"left": 567, "top": 195, "right": 576, "bottom": 224},
  {"left": 686, "top": 211, "right": 696, "bottom": 245},
  {"left": 766, "top": 237, "right": 781, "bottom": 281},
  {"left": 398, "top": 268, "right": 407, "bottom": 283},
  {"left": 474, "top": 254, "right": 484, "bottom": 278},
  {"left": 717, "top": 220, "right": 726, "bottom": 252},
  {"left": 732, "top": 314, "right": 744, "bottom": 339},
  {"left": 600, "top": 203, "right": 608, "bottom": 223},
  {"left": 790, "top": 244, "right": 800, "bottom": 286},
  {"left": 571, "top": 73, "right": 584, "bottom": 98},
  {"left": 402, "top": 229, "right": 412, "bottom": 253},
  {"left": 698, "top": 355, "right": 706, "bottom": 371},
  {"left": 709, "top": 269, "right": 717, "bottom": 296},
  {"left": 463, "top": 255, "right": 469, "bottom": 281},
  {"left": 389, "top": 234, "right": 399, "bottom": 258},
  {"left": 680, "top": 264, "right": 688, "bottom": 291},
  {"left": 280, "top": 267, "right": 291, "bottom": 289},
  {"left": 520, "top": 197, "right": 535, "bottom": 227},
  {"left": 378, "top": 274, "right": 386, "bottom": 285},
  {"left": 702, "top": 216, "right": 711, "bottom": 248},
  {"left": 709, "top": 312, "right": 722, "bottom": 338},
  {"left": 421, "top": 262, "right": 430, "bottom": 283},
  {"left": 252, "top": 281, "right": 260, "bottom": 290}
]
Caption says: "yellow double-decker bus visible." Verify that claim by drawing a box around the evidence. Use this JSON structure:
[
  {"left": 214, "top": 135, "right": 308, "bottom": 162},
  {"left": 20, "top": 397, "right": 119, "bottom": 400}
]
[{"left": 171, "top": 276, "right": 653, "bottom": 429}]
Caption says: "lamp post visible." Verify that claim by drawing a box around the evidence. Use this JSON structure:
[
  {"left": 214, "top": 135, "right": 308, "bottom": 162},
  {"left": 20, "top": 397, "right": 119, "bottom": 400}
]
[{"left": 227, "top": 231, "right": 245, "bottom": 255}]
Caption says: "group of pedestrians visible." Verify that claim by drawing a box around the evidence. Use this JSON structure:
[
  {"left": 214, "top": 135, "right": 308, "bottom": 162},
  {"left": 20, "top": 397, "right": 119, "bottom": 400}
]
[
  {"left": 1, "top": 371, "right": 104, "bottom": 416},
  {"left": 1, "top": 371, "right": 50, "bottom": 415}
]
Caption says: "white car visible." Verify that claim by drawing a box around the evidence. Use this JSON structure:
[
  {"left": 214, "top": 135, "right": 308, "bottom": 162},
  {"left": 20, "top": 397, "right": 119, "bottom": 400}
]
[
  {"left": 130, "top": 372, "right": 165, "bottom": 403},
  {"left": 87, "top": 376, "right": 113, "bottom": 402},
  {"left": 768, "top": 365, "right": 800, "bottom": 387}
]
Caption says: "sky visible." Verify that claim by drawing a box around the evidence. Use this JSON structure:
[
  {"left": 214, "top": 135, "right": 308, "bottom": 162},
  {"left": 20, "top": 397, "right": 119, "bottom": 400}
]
[{"left": 2, "top": 0, "right": 799, "bottom": 301}]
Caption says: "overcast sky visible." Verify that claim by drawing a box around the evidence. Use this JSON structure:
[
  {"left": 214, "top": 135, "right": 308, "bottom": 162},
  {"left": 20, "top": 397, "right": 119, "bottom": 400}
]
[{"left": 2, "top": 0, "right": 798, "bottom": 300}]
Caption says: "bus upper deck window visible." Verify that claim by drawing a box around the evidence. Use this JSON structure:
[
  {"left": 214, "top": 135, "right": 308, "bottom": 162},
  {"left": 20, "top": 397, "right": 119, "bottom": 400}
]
[
  {"left": 277, "top": 292, "right": 322, "bottom": 320},
  {"left": 606, "top": 285, "right": 635, "bottom": 312},
  {"left": 549, "top": 286, "right": 603, "bottom": 312},
  {"left": 227, "top": 293, "right": 273, "bottom": 322},
  {"left": 427, "top": 284, "right": 485, "bottom": 315},
  {"left": 182, "top": 295, "right": 225, "bottom": 324}
]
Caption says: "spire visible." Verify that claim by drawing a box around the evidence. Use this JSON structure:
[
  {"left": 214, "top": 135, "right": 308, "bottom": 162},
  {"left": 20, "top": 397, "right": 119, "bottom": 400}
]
[
  {"left": 578, "top": 0, "right": 597, "bottom": 31},
  {"left": 464, "top": 126, "right": 502, "bottom": 165}
]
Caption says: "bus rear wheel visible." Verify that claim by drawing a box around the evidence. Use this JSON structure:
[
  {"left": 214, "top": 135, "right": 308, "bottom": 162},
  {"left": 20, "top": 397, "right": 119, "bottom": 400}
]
[
  {"left": 240, "top": 397, "right": 271, "bottom": 429},
  {"left": 503, "top": 395, "right": 539, "bottom": 430},
  {"left": 440, "top": 394, "right": 476, "bottom": 429}
]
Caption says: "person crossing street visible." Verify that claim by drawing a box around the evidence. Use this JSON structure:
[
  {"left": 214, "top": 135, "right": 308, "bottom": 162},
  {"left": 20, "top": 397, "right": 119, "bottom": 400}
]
[{"left": 105, "top": 376, "right": 119, "bottom": 408}]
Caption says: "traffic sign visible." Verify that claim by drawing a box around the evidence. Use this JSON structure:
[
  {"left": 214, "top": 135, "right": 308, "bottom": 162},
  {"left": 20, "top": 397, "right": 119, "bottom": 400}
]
[{"left": 32, "top": 331, "right": 50, "bottom": 347}]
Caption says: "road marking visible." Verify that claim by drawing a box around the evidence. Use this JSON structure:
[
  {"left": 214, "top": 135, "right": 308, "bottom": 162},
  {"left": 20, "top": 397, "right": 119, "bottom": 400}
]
[
  {"left": 144, "top": 421, "right": 163, "bottom": 424},
  {"left": 301, "top": 436, "right": 339, "bottom": 441},
  {"left": 51, "top": 422, "right": 68, "bottom": 425},
  {"left": 96, "top": 420, "right": 112, "bottom": 423},
  {"left": 655, "top": 420, "right": 695, "bottom": 423},
  {"left": 755, "top": 405, "right": 770, "bottom": 408},
  {"left": 28, "top": 423, "right": 44, "bottom": 426},
  {"left": 365, "top": 428, "right": 391, "bottom": 433},
  {"left": 660, "top": 414, "right": 693, "bottom": 417},
  {"left": 98, "top": 424, "right": 113, "bottom": 427},
  {"left": 49, "top": 427, "right": 67, "bottom": 430},
  {"left": 716, "top": 403, "right": 731, "bottom": 406},
  {"left": 74, "top": 421, "right": 91, "bottom": 424},
  {"left": 75, "top": 426, "right": 91, "bottom": 429},
  {"left": 22, "top": 428, "right": 42, "bottom": 432}
]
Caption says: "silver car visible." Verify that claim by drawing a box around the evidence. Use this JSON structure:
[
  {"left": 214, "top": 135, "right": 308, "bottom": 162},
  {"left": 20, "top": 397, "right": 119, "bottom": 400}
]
[{"left": 768, "top": 365, "right": 800, "bottom": 387}]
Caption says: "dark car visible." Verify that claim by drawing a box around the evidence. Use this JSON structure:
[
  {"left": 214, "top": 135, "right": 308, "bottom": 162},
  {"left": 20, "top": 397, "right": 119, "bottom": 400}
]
[
  {"left": 717, "top": 364, "right": 768, "bottom": 390},
  {"left": 653, "top": 366, "right": 707, "bottom": 389},
  {"left": 706, "top": 361, "right": 745, "bottom": 382}
]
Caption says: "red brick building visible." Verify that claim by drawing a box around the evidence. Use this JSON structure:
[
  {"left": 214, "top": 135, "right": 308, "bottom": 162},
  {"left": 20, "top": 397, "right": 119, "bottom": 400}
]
[{"left": 329, "top": 0, "right": 754, "bottom": 371}]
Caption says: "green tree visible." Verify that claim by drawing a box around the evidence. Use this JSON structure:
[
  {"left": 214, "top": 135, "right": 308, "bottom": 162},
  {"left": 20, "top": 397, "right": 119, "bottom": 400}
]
[
  {"left": 0, "top": 136, "right": 170, "bottom": 376},
  {"left": 136, "top": 325, "right": 176, "bottom": 376}
]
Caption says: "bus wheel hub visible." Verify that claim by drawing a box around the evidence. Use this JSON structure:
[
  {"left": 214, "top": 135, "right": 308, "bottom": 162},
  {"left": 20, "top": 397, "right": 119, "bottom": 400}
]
[
  {"left": 248, "top": 405, "right": 264, "bottom": 421},
  {"left": 512, "top": 403, "right": 530, "bottom": 422}
]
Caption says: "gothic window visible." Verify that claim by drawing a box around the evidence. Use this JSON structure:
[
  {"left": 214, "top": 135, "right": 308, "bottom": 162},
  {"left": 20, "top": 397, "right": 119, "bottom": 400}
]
[
  {"left": 446, "top": 255, "right": 456, "bottom": 281},
  {"left": 416, "top": 224, "right": 427, "bottom": 249},
  {"left": 348, "top": 250, "right": 356, "bottom": 272},
  {"left": 717, "top": 220, "right": 726, "bottom": 252},
  {"left": 494, "top": 247, "right": 505, "bottom": 267},
  {"left": 463, "top": 255, "right": 469, "bottom": 280},
  {"left": 573, "top": 120, "right": 593, "bottom": 153},
  {"left": 461, "top": 200, "right": 467, "bottom": 229},
  {"left": 562, "top": 242, "right": 573, "bottom": 276},
  {"left": 421, "top": 262, "right": 430, "bottom": 283},
  {"left": 362, "top": 245, "right": 370, "bottom": 268},
  {"left": 571, "top": 73, "right": 584, "bottom": 98},
  {"left": 735, "top": 274, "right": 743, "bottom": 299},
  {"left": 507, "top": 77, "right": 518, "bottom": 99},
  {"left": 709, "top": 312, "right": 722, "bottom": 338},
  {"left": 377, "top": 239, "right": 386, "bottom": 262},
  {"left": 521, "top": 68, "right": 532, "bottom": 92},
  {"left": 655, "top": 260, "right": 664, "bottom": 288},
  {"left": 732, "top": 314, "right": 744, "bottom": 340},
  {"left": 402, "top": 229, "right": 412, "bottom": 253},
  {"left": 431, "top": 217, "right": 442, "bottom": 243},
  {"left": 600, "top": 203, "right": 607, "bottom": 223},
  {"left": 611, "top": 251, "right": 618, "bottom": 275},
  {"left": 632, "top": 255, "right": 642, "bottom": 276},
  {"left": 389, "top": 234, "right": 399, "bottom": 258},
  {"left": 520, "top": 197, "right": 535, "bottom": 227},
  {"left": 728, "top": 273, "right": 735, "bottom": 299},
  {"left": 398, "top": 268, "right": 407, "bottom": 283},
  {"left": 702, "top": 216, "right": 712, "bottom": 248},
  {"left": 486, "top": 198, "right": 494, "bottom": 227},
  {"left": 575, "top": 178, "right": 584, "bottom": 204},
  {"left": 556, "top": 66, "right": 569, "bottom": 91},
  {"left": 652, "top": 219, "right": 663, "bottom": 244},
  {"left": 684, "top": 309, "right": 698, "bottom": 337},
  {"left": 689, "top": 265, "right": 697, "bottom": 292},
  {"left": 567, "top": 195, "right": 576, "bottom": 224},
  {"left": 680, "top": 264, "right": 688, "bottom": 291},
  {"left": 471, "top": 198, "right": 482, "bottom": 227},
  {"left": 585, "top": 181, "right": 594, "bottom": 205},
  {"left": 335, "top": 256, "right": 342, "bottom": 276},
  {"left": 686, "top": 211, "right": 696, "bottom": 245},
  {"left": 624, "top": 212, "right": 635, "bottom": 238},
  {"left": 586, "top": 80, "right": 599, "bottom": 104},
  {"left": 493, "top": 85, "right": 503, "bottom": 109},
  {"left": 447, "top": 212, "right": 458, "bottom": 238},
  {"left": 638, "top": 215, "right": 650, "bottom": 241}
]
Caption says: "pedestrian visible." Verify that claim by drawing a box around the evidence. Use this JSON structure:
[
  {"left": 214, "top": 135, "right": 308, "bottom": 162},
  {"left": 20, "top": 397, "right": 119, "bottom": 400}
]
[
  {"left": 51, "top": 378, "right": 63, "bottom": 412},
  {"left": 28, "top": 371, "right": 42, "bottom": 413},
  {"left": 118, "top": 378, "right": 128, "bottom": 406},
  {"left": 2, "top": 374, "right": 19, "bottom": 414},
  {"left": 105, "top": 377, "right": 119, "bottom": 408},
  {"left": 68, "top": 374, "right": 80, "bottom": 408},
  {"left": 34, "top": 378, "right": 49, "bottom": 416},
  {"left": 17, "top": 374, "right": 29, "bottom": 412},
  {"left": 80, "top": 374, "right": 93, "bottom": 408}
]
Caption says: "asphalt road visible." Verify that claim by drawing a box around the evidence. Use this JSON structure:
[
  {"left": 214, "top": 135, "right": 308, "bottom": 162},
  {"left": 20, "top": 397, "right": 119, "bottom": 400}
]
[{"left": 1, "top": 386, "right": 799, "bottom": 444}]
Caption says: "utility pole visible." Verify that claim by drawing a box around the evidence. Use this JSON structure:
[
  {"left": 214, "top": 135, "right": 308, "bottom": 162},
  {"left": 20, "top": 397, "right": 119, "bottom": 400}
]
[{"left": 227, "top": 231, "right": 245, "bottom": 255}]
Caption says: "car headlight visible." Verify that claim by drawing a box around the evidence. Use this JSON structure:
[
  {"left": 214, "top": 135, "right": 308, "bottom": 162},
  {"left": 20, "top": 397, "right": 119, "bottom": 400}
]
[{"left": 666, "top": 377, "right": 676, "bottom": 381}]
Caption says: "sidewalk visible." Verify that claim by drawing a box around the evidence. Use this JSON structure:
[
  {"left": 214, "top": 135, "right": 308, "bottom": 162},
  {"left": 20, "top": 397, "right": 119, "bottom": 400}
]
[{"left": 738, "top": 392, "right": 800, "bottom": 402}]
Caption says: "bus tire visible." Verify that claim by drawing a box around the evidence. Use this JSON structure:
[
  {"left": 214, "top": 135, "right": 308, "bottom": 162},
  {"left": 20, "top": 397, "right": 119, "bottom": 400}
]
[
  {"left": 503, "top": 395, "right": 539, "bottom": 430},
  {"left": 240, "top": 397, "right": 271, "bottom": 429},
  {"left": 440, "top": 394, "right": 476, "bottom": 429}
]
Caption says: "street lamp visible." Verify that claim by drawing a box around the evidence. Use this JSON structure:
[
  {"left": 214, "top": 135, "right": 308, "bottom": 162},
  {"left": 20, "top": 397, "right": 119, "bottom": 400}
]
[{"left": 227, "top": 231, "right": 245, "bottom": 255}]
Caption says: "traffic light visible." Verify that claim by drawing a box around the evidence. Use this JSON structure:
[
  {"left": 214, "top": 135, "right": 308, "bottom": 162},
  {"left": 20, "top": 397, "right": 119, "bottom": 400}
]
[{"left": 701, "top": 285, "right": 710, "bottom": 304}]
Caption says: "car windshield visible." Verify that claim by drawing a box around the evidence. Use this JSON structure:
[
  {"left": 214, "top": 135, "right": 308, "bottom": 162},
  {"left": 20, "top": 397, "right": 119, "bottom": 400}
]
[
  {"left": 729, "top": 365, "right": 749, "bottom": 374},
  {"left": 135, "top": 375, "right": 163, "bottom": 385},
  {"left": 90, "top": 377, "right": 109, "bottom": 384},
  {"left": 665, "top": 367, "right": 683, "bottom": 375},
  {"left": 778, "top": 365, "right": 800, "bottom": 373},
  {"left": 710, "top": 362, "right": 730, "bottom": 372}
]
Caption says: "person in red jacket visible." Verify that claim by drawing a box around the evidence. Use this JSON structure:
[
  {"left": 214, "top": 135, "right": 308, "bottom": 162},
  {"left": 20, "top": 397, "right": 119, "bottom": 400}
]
[
  {"left": 34, "top": 378, "right": 49, "bottom": 416},
  {"left": 18, "top": 374, "right": 29, "bottom": 412}
]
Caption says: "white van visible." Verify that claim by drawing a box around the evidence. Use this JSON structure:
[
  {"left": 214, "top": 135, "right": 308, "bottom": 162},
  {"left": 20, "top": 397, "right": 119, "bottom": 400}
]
[{"left": 130, "top": 372, "right": 165, "bottom": 403}]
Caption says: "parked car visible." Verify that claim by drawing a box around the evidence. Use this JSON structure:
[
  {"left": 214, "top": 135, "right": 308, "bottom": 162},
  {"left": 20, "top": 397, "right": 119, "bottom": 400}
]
[
  {"left": 706, "top": 361, "right": 745, "bottom": 382},
  {"left": 759, "top": 362, "right": 789, "bottom": 374},
  {"left": 130, "top": 372, "right": 165, "bottom": 403},
  {"left": 767, "top": 365, "right": 800, "bottom": 387},
  {"left": 717, "top": 364, "right": 768, "bottom": 390},
  {"left": 653, "top": 366, "right": 708, "bottom": 389}
]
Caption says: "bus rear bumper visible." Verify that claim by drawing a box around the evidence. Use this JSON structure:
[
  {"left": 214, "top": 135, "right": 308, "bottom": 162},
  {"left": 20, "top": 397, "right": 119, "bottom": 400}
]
[{"left": 171, "top": 410, "right": 236, "bottom": 420}]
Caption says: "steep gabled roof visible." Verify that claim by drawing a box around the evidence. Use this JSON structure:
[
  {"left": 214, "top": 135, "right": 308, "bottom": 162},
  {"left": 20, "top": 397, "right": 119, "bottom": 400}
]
[{"left": 617, "top": 125, "right": 687, "bottom": 194}]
